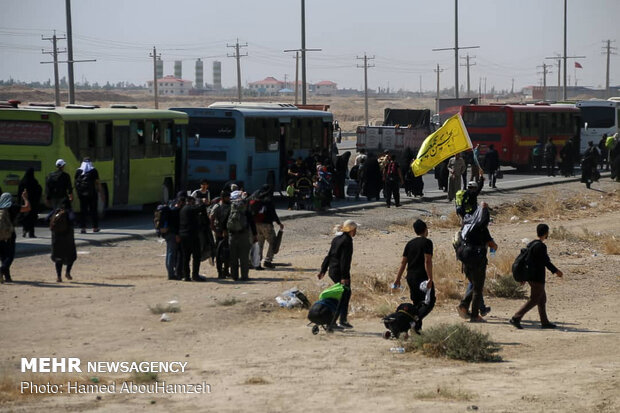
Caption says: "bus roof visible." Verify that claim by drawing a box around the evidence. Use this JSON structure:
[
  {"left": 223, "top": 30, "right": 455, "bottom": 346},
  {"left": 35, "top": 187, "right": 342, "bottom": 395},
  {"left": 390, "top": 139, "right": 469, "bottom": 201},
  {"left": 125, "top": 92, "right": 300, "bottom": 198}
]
[
  {"left": 462, "top": 104, "right": 579, "bottom": 113},
  {"left": 0, "top": 106, "right": 189, "bottom": 121},
  {"left": 576, "top": 99, "right": 620, "bottom": 108},
  {"left": 172, "top": 105, "right": 333, "bottom": 120}
]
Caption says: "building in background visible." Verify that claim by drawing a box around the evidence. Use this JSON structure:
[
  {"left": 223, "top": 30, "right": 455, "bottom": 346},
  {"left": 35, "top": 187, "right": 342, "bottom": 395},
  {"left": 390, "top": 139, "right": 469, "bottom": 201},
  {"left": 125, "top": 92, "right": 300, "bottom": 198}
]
[
  {"left": 147, "top": 75, "right": 192, "bottom": 96},
  {"left": 195, "top": 59, "right": 204, "bottom": 89},
  {"left": 213, "top": 61, "right": 222, "bottom": 91},
  {"left": 156, "top": 59, "right": 164, "bottom": 80},
  {"left": 313, "top": 80, "right": 337, "bottom": 96},
  {"left": 174, "top": 61, "right": 182, "bottom": 79}
]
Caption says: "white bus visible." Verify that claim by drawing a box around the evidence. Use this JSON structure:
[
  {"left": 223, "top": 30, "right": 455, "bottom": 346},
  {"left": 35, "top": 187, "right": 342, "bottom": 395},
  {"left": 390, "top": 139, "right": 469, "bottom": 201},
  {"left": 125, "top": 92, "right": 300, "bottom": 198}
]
[{"left": 577, "top": 98, "right": 620, "bottom": 154}]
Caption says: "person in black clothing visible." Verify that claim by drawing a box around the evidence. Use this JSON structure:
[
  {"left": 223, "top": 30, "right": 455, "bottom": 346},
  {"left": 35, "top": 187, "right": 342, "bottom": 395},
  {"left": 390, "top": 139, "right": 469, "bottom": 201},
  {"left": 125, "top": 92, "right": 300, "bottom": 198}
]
[
  {"left": 544, "top": 138, "right": 557, "bottom": 177},
  {"left": 163, "top": 194, "right": 185, "bottom": 280},
  {"left": 46, "top": 159, "right": 73, "bottom": 210},
  {"left": 457, "top": 204, "right": 498, "bottom": 322},
  {"left": 581, "top": 141, "right": 599, "bottom": 189},
  {"left": 360, "top": 153, "right": 382, "bottom": 201},
  {"left": 484, "top": 144, "right": 500, "bottom": 188},
  {"left": 559, "top": 138, "right": 575, "bottom": 177},
  {"left": 178, "top": 196, "right": 208, "bottom": 282},
  {"left": 510, "top": 224, "right": 563, "bottom": 329},
  {"left": 382, "top": 152, "right": 404, "bottom": 208},
  {"left": 334, "top": 151, "right": 351, "bottom": 200},
  {"left": 598, "top": 134, "right": 608, "bottom": 171},
  {"left": 17, "top": 168, "right": 42, "bottom": 238},
  {"left": 392, "top": 219, "right": 435, "bottom": 332},
  {"left": 318, "top": 219, "right": 358, "bottom": 329},
  {"left": 0, "top": 191, "right": 31, "bottom": 283},
  {"left": 209, "top": 190, "right": 231, "bottom": 279},
  {"left": 74, "top": 158, "right": 102, "bottom": 233},
  {"left": 456, "top": 176, "right": 485, "bottom": 218},
  {"left": 48, "top": 197, "right": 77, "bottom": 282}
]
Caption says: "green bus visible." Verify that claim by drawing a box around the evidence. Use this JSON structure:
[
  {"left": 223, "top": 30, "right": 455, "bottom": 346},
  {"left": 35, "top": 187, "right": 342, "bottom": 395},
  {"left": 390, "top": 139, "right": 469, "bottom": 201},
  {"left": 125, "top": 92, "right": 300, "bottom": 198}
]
[{"left": 0, "top": 102, "right": 188, "bottom": 211}]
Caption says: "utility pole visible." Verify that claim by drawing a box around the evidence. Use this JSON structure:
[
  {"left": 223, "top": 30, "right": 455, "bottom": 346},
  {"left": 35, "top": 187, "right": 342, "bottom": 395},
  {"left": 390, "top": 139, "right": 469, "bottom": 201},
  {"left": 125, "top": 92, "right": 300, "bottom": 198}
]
[
  {"left": 537, "top": 63, "right": 552, "bottom": 101},
  {"left": 294, "top": 52, "right": 299, "bottom": 104},
  {"left": 150, "top": 47, "right": 161, "bottom": 109},
  {"left": 227, "top": 39, "right": 248, "bottom": 102},
  {"left": 432, "top": 0, "right": 479, "bottom": 98},
  {"left": 546, "top": 55, "right": 562, "bottom": 101},
  {"left": 65, "top": 0, "right": 75, "bottom": 104},
  {"left": 602, "top": 40, "right": 617, "bottom": 98},
  {"left": 357, "top": 54, "right": 375, "bottom": 126},
  {"left": 41, "top": 31, "right": 66, "bottom": 106},
  {"left": 419, "top": 75, "right": 422, "bottom": 96},
  {"left": 511, "top": 78, "right": 514, "bottom": 95},
  {"left": 434, "top": 64, "right": 444, "bottom": 114},
  {"left": 460, "top": 54, "right": 476, "bottom": 97}
]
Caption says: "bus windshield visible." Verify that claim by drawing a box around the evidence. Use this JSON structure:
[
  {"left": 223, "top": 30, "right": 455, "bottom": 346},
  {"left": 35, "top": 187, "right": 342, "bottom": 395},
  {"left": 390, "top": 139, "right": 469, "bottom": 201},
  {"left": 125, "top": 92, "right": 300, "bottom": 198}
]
[
  {"left": 579, "top": 106, "right": 614, "bottom": 128},
  {"left": 462, "top": 111, "right": 507, "bottom": 128}
]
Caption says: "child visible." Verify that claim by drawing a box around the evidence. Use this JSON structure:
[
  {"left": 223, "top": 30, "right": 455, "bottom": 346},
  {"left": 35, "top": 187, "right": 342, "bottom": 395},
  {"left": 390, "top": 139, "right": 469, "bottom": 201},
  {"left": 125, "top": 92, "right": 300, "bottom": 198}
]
[{"left": 286, "top": 179, "right": 296, "bottom": 210}]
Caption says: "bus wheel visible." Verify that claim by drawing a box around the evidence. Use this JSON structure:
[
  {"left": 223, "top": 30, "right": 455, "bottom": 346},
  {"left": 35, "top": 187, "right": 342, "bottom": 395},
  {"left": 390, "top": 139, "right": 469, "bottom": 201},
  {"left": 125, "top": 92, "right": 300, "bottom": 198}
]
[
  {"left": 97, "top": 184, "right": 109, "bottom": 219},
  {"left": 162, "top": 177, "right": 174, "bottom": 203}
]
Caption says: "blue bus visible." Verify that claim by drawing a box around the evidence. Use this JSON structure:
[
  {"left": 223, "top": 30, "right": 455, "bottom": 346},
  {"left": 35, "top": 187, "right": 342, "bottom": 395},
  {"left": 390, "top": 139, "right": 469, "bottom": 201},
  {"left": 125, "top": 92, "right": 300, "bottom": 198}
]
[{"left": 171, "top": 103, "right": 334, "bottom": 193}]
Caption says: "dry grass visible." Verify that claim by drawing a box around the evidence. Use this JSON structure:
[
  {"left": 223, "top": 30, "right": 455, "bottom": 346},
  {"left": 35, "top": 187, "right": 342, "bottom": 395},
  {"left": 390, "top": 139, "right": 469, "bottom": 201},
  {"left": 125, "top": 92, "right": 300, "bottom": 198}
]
[
  {"left": 552, "top": 226, "right": 620, "bottom": 255},
  {"left": 217, "top": 297, "right": 240, "bottom": 306},
  {"left": 129, "top": 371, "right": 158, "bottom": 383},
  {"left": 401, "top": 323, "right": 501, "bottom": 362},
  {"left": 243, "top": 376, "right": 270, "bottom": 385},
  {"left": 415, "top": 385, "right": 476, "bottom": 401}
]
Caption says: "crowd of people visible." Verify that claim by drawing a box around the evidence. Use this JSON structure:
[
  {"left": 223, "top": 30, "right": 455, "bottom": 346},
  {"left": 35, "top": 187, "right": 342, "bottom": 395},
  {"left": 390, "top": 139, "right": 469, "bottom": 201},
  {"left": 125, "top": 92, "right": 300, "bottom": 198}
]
[
  {"left": 0, "top": 157, "right": 102, "bottom": 283},
  {"left": 157, "top": 180, "right": 284, "bottom": 282}
]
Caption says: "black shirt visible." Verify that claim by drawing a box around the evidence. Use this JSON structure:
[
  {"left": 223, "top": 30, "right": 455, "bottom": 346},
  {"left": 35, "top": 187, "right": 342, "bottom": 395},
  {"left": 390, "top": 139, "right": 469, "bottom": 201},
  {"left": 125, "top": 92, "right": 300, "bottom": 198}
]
[
  {"left": 46, "top": 170, "right": 73, "bottom": 200},
  {"left": 179, "top": 204, "right": 207, "bottom": 238},
  {"left": 403, "top": 237, "right": 433, "bottom": 280},
  {"left": 320, "top": 232, "right": 353, "bottom": 283},
  {"left": 529, "top": 240, "right": 558, "bottom": 284}
]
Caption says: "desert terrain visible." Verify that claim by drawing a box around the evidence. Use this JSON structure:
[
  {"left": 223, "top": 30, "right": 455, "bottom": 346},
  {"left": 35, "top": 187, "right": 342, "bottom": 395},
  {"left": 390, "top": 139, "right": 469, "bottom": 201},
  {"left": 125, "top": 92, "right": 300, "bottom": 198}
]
[{"left": 0, "top": 179, "right": 618, "bottom": 412}]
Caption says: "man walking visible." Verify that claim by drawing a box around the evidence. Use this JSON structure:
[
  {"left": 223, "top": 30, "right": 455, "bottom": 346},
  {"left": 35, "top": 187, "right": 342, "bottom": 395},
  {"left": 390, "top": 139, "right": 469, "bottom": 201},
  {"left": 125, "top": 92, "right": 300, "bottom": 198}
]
[
  {"left": 210, "top": 190, "right": 232, "bottom": 279},
  {"left": 510, "top": 224, "right": 563, "bottom": 329},
  {"left": 484, "top": 144, "right": 500, "bottom": 187},
  {"left": 74, "top": 158, "right": 102, "bottom": 233},
  {"left": 227, "top": 191, "right": 257, "bottom": 281},
  {"left": 46, "top": 159, "right": 73, "bottom": 209},
  {"left": 544, "top": 139, "right": 557, "bottom": 177},
  {"left": 392, "top": 219, "right": 435, "bottom": 332},
  {"left": 251, "top": 185, "right": 284, "bottom": 269},
  {"left": 456, "top": 203, "right": 497, "bottom": 322},
  {"left": 179, "top": 196, "right": 208, "bottom": 282}
]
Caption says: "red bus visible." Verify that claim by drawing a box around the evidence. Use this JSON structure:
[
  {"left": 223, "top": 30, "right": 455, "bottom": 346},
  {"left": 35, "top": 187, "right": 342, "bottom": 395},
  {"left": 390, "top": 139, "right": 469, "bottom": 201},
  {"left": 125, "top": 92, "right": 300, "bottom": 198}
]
[{"left": 460, "top": 104, "right": 580, "bottom": 169}]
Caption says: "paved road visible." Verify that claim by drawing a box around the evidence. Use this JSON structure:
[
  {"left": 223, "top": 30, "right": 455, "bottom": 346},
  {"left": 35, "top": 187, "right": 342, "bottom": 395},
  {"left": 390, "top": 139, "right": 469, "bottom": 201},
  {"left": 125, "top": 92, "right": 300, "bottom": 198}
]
[{"left": 14, "top": 168, "right": 606, "bottom": 258}]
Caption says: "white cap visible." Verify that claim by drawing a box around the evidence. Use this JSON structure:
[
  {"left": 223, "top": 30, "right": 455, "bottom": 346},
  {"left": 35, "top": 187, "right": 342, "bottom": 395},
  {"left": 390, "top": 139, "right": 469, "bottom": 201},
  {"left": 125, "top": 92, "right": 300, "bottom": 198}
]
[
  {"left": 55, "top": 159, "right": 66, "bottom": 167},
  {"left": 467, "top": 181, "right": 478, "bottom": 188}
]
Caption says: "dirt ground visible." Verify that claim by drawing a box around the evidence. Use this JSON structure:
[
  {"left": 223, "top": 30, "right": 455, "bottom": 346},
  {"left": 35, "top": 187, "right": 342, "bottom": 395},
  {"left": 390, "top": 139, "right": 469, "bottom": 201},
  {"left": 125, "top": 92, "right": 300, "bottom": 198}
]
[{"left": 1, "top": 180, "right": 619, "bottom": 412}]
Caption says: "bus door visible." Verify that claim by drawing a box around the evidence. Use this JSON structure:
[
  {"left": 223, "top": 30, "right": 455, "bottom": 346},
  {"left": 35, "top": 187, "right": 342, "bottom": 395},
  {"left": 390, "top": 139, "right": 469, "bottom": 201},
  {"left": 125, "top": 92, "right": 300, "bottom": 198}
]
[
  {"left": 278, "top": 118, "right": 291, "bottom": 191},
  {"left": 112, "top": 125, "right": 130, "bottom": 205}
]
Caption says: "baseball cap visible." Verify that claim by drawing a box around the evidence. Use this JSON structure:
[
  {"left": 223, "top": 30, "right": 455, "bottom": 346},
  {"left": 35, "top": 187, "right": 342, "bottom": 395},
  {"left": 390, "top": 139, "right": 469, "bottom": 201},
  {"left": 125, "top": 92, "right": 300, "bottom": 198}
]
[{"left": 55, "top": 159, "right": 66, "bottom": 167}]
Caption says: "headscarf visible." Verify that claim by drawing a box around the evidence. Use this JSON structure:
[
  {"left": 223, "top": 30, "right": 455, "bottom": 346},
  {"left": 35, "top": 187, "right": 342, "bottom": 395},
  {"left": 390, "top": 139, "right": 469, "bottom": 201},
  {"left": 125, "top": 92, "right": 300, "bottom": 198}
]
[
  {"left": 230, "top": 190, "right": 242, "bottom": 201},
  {"left": 0, "top": 193, "right": 13, "bottom": 209},
  {"left": 79, "top": 159, "right": 94, "bottom": 175},
  {"left": 21, "top": 168, "right": 36, "bottom": 186},
  {"left": 333, "top": 219, "right": 358, "bottom": 235}
]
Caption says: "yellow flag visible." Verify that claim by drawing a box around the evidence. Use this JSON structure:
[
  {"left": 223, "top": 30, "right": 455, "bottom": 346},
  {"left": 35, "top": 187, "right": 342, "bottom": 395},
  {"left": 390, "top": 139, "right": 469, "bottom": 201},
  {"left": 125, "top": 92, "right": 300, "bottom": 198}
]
[{"left": 412, "top": 113, "right": 472, "bottom": 176}]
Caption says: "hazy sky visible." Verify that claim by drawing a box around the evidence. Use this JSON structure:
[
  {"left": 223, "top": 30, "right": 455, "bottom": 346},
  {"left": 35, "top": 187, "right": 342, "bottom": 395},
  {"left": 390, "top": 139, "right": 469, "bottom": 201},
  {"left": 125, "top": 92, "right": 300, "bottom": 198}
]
[{"left": 1, "top": 0, "right": 619, "bottom": 92}]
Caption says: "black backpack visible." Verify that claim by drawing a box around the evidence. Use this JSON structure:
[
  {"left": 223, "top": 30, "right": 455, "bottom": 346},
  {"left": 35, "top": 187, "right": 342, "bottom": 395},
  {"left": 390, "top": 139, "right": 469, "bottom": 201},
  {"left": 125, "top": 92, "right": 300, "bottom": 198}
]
[
  {"left": 153, "top": 204, "right": 170, "bottom": 237},
  {"left": 75, "top": 171, "right": 94, "bottom": 197},
  {"left": 512, "top": 240, "right": 541, "bottom": 282},
  {"left": 46, "top": 171, "right": 64, "bottom": 198}
]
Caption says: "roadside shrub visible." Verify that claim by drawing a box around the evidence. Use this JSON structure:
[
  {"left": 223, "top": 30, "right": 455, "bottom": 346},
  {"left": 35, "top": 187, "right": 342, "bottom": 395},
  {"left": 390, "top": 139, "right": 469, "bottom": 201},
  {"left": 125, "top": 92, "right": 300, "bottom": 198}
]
[
  {"left": 487, "top": 274, "right": 527, "bottom": 299},
  {"left": 401, "top": 323, "right": 501, "bottom": 362}
]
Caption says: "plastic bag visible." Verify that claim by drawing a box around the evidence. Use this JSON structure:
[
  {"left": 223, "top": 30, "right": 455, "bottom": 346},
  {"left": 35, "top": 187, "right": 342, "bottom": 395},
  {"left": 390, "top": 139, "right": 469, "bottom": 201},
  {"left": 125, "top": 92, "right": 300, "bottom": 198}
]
[
  {"left": 250, "top": 242, "right": 261, "bottom": 268},
  {"left": 275, "top": 287, "right": 309, "bottom": 309}
]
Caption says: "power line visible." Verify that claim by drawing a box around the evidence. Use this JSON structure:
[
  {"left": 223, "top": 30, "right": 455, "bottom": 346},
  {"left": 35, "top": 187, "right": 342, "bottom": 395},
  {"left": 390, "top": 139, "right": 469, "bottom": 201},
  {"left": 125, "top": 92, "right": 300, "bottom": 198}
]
[
  {"left": 602, "top": 40, "right": 617, "bottom": 97},
  {"left": 227, "top": 39, "right": 248, "bottom": 102},
  {"left": 357, "top": 54, "right": 375, "bottom": 126},
  {"left": 41, "top": 31, "right": 66, "bottom": 106}
]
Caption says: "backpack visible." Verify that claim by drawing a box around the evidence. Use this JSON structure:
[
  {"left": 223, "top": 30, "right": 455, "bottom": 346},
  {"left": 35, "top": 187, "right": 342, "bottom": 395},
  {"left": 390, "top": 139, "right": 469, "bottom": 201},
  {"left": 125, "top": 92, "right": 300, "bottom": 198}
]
[
  {"left": 249, "top": 199, "right": 267, "bottom": 224},
  {"left": 226, "top": 200, "right": 248, "bottom": 233},
  {"left": 453, "top": 230, "right": 487, "bottom": 266},
  {"left": 46, "top": 171, "right": 64, "bottom": 199},
  {"left": 0, "top": 209, "right": 15, "bottom": 241},
  {"left": 75, "top": 171, "right": 94, "bottom": 197},
  {"left": 383, "top": 303, "right": 419, "bottom": 338},
  {"left": 512, "top": 240, "right": 541, "bottom": 282},
  {"left": 153, "top": 204, "right": 170, "bottom": 237},
  {"left": 49, "top": 209, "right": 69, "bottom": 233},
  {"left": 349, "top": 164, "right": 359, "bottom": 180},
  {"left": 386, "top": 161, "right": 398, "bottom": 179}
]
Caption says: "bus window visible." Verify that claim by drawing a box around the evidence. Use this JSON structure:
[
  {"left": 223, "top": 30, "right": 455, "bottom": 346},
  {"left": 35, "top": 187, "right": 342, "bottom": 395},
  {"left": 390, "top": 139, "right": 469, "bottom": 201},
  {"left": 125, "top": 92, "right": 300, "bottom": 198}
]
[
  {"left": 130, "top": 120, "right": 146, "bottom": 158},
  {"left": 76, "top": 121, "right": 96, "bottom": 160},
  {"left": 161, "top": 121, "right": 174, "bottom": 157},
  {"left": 146, "top": 121, "right": 161, "bottom": 157},
  {"left": 96, "top": 122, "right": 113, "bottom": 161},
  {"left": 249, "top": 117, "right": 279, "bottom": 152},
  {"left": 462, "top": 111, "right": 507, "bottom": 127},
  {"left": 311, "top": 118, "right": 322, "bottom": 149},
  {"left": 65, "top": 121, "right": 80, "bottom": 159},
  {"left": 300, "top": 119, "right": 312, "bottom": 149}
]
